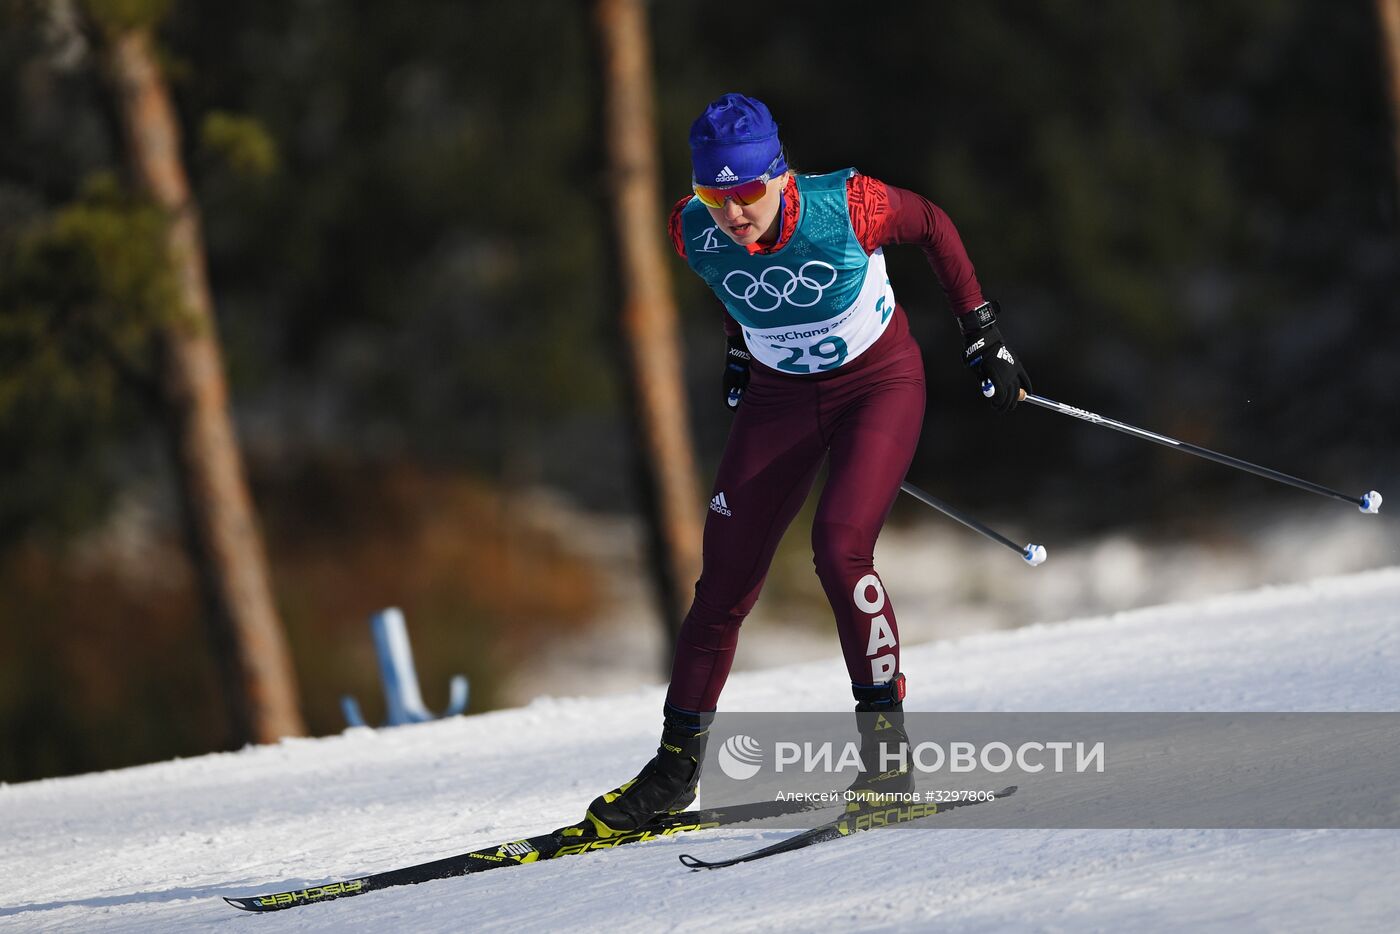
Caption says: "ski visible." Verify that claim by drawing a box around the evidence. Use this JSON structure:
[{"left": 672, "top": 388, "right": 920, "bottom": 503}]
[
  {"left": 223, "top": 795, "right": 834, "bottom": 912},
  {"left": 677, "top": 785, "right": 1019, "bottom": 870}
]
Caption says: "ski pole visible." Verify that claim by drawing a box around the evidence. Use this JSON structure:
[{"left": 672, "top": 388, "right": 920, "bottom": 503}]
[
  {"left": 1016, "top": 389, "right": 1382, "bottom": 514},
  {"left": 899, "top": 480, "right": 1048, "bottom": 566}
]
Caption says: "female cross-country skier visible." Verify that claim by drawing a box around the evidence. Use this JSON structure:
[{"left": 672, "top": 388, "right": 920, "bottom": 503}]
[{"left": 586, "top": 92, "right": 1031, "bottom": 835}]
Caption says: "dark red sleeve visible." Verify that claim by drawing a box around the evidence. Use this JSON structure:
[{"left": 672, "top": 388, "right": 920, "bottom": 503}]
[
  {"left": 667, "top": 196, "right": 692, "bottom": 259},
  {"left": 848, "top": 175, "right": 985, "bottom": 315}
]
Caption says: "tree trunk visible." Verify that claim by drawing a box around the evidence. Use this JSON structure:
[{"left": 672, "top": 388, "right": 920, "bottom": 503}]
[
  {"left": 99, "top": 26, "right": 306, "bottom": 743},
  {"left": 1379, "top": 0, "right": 1400, "bottom": 200},
  {"left": 592, "top": 0, "right": 704, "bottom": 658}
]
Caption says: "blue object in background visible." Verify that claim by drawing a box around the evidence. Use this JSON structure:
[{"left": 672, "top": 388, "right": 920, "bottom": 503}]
[{"left": 341, "top": 608, "right": 469, "bottom": 727}]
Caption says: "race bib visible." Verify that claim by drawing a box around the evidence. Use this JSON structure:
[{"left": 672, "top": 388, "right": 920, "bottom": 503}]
[{"left": 739, "top": 250, "right": 895, "bottom": 373}]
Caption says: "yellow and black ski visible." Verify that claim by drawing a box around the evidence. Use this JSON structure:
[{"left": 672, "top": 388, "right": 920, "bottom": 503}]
[
  {"left": 677, "top": 786, "right": 1018, "bottom": 870},
  {"left": 222, "top": 795, "right": 831, "bottom": 913}
]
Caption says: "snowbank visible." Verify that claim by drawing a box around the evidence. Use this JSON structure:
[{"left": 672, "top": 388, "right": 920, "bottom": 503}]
[{"left": 2, "top": 567, "right": 1398, "bottom": 932}]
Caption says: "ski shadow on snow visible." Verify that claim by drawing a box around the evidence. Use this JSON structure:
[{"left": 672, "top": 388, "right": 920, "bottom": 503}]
[{"left": 0, "top": 880, "right": 298, "bottom": 919}]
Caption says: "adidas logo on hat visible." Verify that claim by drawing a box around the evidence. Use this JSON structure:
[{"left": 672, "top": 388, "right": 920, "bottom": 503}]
[{"left": 715, "top": 165, "right": 739, "bottom": 183}]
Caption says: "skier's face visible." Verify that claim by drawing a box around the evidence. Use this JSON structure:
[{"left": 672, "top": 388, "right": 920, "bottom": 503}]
[{"left": 703, "top": 173, "right": 788, "bottom": 247}]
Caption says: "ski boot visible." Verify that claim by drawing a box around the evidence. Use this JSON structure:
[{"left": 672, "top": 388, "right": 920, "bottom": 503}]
[
  {"left": 847, "top": 672, "right": 913, "bottom": 804},
  {"left": 583, "top": 705, "right": 713, "bottom": 838}
]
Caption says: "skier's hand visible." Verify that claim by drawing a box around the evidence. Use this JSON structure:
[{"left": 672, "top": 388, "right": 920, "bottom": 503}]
[
  {"left": 960, "top": 300, "right": 1031, "bottom": 414},
  {"left": 723, "top": 333, "right": 751, "bottom": 411}
]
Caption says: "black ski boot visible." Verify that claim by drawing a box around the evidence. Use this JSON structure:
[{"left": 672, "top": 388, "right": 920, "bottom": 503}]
[
  {"left": 848, "top": 672, "right": 914, "bottom": 802},
  {"left": 584, "top": 706, "right": 713, "bottom": 838}
]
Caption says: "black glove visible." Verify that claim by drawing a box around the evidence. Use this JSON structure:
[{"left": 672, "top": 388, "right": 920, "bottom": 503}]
[
  {"left": 959, "top": 300, "right": 1031, "bottom": 414},
  {"left": 723, "top": 333, "right": 752, "bottom": 411}
]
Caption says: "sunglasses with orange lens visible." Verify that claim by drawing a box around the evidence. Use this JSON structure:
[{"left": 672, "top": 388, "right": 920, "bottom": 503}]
[{"left": 691, "top": 154, "right": 783, "bottom": 209}]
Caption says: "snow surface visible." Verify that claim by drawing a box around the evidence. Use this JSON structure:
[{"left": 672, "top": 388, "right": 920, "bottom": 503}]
[{"left": 3, "top": 567, "right": 1399, "bottom": 933}]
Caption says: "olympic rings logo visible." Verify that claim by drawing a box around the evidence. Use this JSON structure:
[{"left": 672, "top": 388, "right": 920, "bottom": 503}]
[{"left": 721, "top": 261, "right": 838, "bottom": 313}]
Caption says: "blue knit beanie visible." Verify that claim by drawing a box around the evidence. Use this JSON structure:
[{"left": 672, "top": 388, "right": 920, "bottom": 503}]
[{"left": 689, "top": 93, "right": 787, "bottom": 186}]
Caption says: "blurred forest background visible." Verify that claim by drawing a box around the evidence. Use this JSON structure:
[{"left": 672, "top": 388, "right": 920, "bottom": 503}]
[{"left": 2, "top": 0, "right": 1397, "bottom": 782}]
